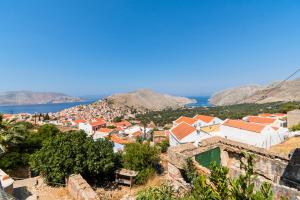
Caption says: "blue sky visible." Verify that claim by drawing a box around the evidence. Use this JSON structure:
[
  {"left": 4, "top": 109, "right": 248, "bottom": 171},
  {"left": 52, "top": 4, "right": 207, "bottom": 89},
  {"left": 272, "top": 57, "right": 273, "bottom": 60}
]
[{"left": 0, "top": 0, "right": 300, "bottom": 96}]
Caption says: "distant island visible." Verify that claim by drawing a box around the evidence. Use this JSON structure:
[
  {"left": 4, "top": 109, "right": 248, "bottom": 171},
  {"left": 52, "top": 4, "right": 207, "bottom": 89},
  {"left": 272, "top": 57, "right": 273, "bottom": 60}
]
[
  {"left": 209, "top": 77, "right": 300, "bottom": 106},
  {"left": 0, "top": 91, "right": 84, "bottom": 106}
]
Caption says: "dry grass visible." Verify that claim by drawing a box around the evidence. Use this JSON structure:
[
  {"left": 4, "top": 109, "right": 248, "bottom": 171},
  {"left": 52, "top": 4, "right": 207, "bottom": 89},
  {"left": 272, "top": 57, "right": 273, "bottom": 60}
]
[
  {"left": 96, "top": 174, "right": 165, "bottom": 200},
  {"left": 270, "top": 136, "right": 300, "bottom": 155}
]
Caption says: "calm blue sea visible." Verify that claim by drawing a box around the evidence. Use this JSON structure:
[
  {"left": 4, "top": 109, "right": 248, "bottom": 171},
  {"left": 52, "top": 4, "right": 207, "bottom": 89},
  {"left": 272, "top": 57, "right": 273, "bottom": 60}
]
[
  {"left": 186, "top": 96, "right": 211, "bottom": 107},
  {"left": 0, "top": 101, "right": 95, "bottom": 114},
  {"left": 0, "top": 96, "right": 210, "bottom": 114}
]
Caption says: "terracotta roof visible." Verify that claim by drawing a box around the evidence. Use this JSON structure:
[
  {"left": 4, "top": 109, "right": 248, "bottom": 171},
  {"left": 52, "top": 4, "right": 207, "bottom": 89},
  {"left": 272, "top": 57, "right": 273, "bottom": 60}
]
[
  {"left": 98, "top": 128, "right": 113, "bottom": 133},
  {"left": 258, "top": 113, "right": 274, "bottom": 117},
  {"left": 90, "top": 120, "right": 106, "bottom": 126},
  {"left": 175, "top": 116, "right": 197, "bottom": 125},
  {"left": 115, "top": 120, "right": 131, "bottom": 127},
  {"left": 74, "top": 119, "right": 86, "bottom": 124},
  {"left": 171, "top": 122, "right": 196, "bottom": 140},
  {"left": 193, "top": 115, "right": 215, "bottom": 123},
  {"left": 223, "top": 119, "right": 266, "bottom": 133},
  {"left": 247, "top": 116, "right": 276, "bottom": 125},
  {"left": 110, "top": 134, "right": 129, "bottom": 144}
]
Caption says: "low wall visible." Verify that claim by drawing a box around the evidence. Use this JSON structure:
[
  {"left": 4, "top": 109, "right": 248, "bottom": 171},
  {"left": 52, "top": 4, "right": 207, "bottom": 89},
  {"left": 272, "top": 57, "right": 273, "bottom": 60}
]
[
  {"left": 66, "top": 174, "right": 98, "bottom": 200},
  {"left": 167, "top": 137, "right": 300, "bottom": 200}
]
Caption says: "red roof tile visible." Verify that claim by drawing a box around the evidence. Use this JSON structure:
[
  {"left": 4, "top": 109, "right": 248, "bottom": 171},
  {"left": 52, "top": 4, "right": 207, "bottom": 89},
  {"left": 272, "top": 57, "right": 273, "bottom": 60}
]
[
  {"left": 110, "top": 134, "right": 129, "bottom": 144},
  {"left": 247, "top": 116, "right": 276, "bottom": 125},
  {"left": 171, "top": 122, "right": 196, "bottom": 140},
  {"left": 193, "top": 115, "right": 214, "bottom": 123},
  {"left": 175, "top": 116, "right": 197, "bottom": 125},
  {"left": 223, "top": 119, "right": 266, "bottom": 133}
]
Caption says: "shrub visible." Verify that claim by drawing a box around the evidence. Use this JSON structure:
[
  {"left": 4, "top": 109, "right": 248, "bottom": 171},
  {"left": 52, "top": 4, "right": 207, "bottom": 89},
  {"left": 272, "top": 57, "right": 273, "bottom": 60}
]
[
  {"left": 158, "top": 140, "right": 169, "bottom": 153},
  {"left": 137, "top": 183, "right": 175, "bottom": 200},
  {"left": 290, "top": 123, "right": 300, "bottom": 131},
  {"left": 123, "top": 142, "right": 159, "bottom": 184},
  {"left": 30, "top": 131, "right": 116, "bottom": 185}
]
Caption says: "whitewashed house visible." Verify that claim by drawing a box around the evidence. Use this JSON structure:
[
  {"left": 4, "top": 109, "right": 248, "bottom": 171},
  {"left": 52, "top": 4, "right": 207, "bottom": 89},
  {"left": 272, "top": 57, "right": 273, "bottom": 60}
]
[
  {"left": 79, "top": 119, "right": 106, "bottom": 136},
  {"left": 243, "top": 116, "right": 285, "bottom": 128},
  {"left": 193, "top": 115, "right": 223, "bottom": 127},
  {"left": 219, "top": 119, "right": 284, "bottom": 148},
  {"left": 169, "top": 122, "right": 199, "bottom": 146}
]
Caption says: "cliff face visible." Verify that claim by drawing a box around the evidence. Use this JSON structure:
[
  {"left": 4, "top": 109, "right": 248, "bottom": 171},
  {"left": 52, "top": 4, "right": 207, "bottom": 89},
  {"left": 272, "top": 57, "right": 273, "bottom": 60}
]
[
  {"left": 106, "top": 89, "right": 196, "bottom": 111},
  {"left": 209, "top": 78, "right": 300, "bottom": 106},
  {"left": 0, "top": 91, "right": 83, "bottom": 105}
]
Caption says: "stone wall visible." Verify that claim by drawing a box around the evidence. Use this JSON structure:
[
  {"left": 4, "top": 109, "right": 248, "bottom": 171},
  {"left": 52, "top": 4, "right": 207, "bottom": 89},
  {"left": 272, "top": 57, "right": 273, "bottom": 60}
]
[
  {"left": 288, "top": 109, "right": 300, "bottom": 128},
  {"left": 66, "top": 174, "right": 99, "bottom": 200},
  {"left": 168, "top": 137, "right": 300, "bottom": 200}
]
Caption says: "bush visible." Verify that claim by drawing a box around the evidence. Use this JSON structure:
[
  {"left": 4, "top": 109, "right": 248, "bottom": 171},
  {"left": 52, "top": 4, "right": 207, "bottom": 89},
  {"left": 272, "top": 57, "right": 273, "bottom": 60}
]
[
  {"left": 290, "top": 123, "right": 300, "bottom": 131},
  {"left": 137, "top": 183, "right": 175, "bottom": 200},
  {"left": 158, "top": 140, "right": 169, "bottom": 153},
  {"left": 30, "top": 131, "right": 116, "bottom": 185},
  {"left": 123, "top": 142, "right": 159, "bottom": 184}
]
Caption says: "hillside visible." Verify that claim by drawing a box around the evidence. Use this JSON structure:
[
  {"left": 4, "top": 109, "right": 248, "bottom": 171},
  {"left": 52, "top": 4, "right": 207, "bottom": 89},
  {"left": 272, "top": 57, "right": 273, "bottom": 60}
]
[
  {"left": 0, "top": 91, "right": 83, "bottom": 105},
  {"left": 209, "top": 78, "right": 300, "bottom": 106},
  {"left": 106, "top": 89, "right": 196, "bottom": 111}
]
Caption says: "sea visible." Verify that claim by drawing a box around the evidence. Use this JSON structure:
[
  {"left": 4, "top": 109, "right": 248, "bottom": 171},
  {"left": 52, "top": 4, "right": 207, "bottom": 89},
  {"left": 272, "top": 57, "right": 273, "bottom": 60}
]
[
  {"left": 186, "top": 96, "right": 211, "bottom": 107},
  {"left": 0, "top": 96, "right": 210, "bottom": 114},
  {"left": 0, "top": 101, "right": 95, "bottom": 114}
]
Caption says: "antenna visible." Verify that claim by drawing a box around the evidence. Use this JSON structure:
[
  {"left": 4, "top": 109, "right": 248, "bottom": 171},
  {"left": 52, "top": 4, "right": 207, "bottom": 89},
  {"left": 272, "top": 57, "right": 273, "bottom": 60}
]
[{"left": 254, "top": 68, "right": 300, "bottom": 103}]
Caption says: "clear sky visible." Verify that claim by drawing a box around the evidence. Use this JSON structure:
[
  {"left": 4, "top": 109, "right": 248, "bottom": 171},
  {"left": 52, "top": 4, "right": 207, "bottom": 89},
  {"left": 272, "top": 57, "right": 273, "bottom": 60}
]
[{"left": 0, "top": 0, "right": 300, "bottom": 96}]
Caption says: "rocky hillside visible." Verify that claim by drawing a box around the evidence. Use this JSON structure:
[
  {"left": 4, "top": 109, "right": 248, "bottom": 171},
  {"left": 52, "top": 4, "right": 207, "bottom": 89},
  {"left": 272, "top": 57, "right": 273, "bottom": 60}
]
[
  {"left": 209, "top": 78, "right": 300, "bottom": 106},
  {"left": 106, "top": 89, "right": 196, "bottom": 111},
  {"left": 0, "top": 91, "right": 83, "bottom": 105}
]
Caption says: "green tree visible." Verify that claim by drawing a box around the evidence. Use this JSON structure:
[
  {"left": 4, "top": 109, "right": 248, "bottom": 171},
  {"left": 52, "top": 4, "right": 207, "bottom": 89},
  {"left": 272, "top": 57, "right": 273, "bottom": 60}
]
[
  {"left": 30, "top": 131, "right": 116, "bottom": 185},
  {"left": 123, "top": 142, "right": 159, "bottom": 184},
  {"left": 0, "top": 122, "right": 26, "bottom": 152}
]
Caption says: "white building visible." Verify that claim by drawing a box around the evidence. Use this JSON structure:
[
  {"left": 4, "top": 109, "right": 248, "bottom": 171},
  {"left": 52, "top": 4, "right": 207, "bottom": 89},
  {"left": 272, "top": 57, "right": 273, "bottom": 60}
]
[
  {"left": 79, "top": 119, "right": 106, "bottom": 136},
  {"left": 219, "top": 119, "right": 285, "bottom": 148},
  {"left": 243, "top": 116, "right": 285, "bottom": 128},
  {"left": 169, "top": 122, "right": 199, "bottom": 146}
]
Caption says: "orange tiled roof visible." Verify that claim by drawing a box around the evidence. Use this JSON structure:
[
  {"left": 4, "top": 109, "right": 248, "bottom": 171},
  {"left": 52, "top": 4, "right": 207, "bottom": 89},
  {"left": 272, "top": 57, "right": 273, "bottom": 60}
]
[
  {"left": 175, "top": 116, "right": 197, "bottom": 125},
  {"left": 98, "top": 128, "right": 113, "bottom": 133},
  {"left": 90, "top": 120, "right": 106, "bottom": 126},
  {"left": 171, "top": 122, "right": 196, "bottom": 140},
  {"left": 247, "top": 116, "right": 276, "bottom": 125},
  {"left": 74, "top": 119, "right": 86, "bottom": 124},
  {"left": 193, "top": 115, "right": 214, "bottom": 123},
  {"left": 110, "top": 134, "right": 129, "bottom": 145},
  {"left": 258, "top": 113, "right": 274, "bottom": 117},
  {"left": 223, "top": 119, "right": 266, "bottom": 133},
  {"left": 115, "top": 120, "right": 131, "bottom": 127}
]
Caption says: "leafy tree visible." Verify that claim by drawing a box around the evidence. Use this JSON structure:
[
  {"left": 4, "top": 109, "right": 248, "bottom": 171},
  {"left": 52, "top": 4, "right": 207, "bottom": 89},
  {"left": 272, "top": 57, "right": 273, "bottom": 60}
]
[
  {"left": 30, "top": 131, "right": 116, "bottom": 185},
  {"left": 0, "top": 122, "right": 26, "bottom": 152},
  {"left": 123, "top": 142, "right": 159, "bottom": 184},
  {"left": 113, "top": 116, "right": 122, "bottom": 122}
]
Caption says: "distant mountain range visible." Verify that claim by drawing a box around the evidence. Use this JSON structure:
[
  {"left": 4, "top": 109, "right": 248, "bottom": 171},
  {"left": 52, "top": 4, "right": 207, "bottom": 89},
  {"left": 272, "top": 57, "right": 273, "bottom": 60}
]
[
  {"left": 106, "top": 89, "right": 196, "bottom": 111},
  {"left": 0, "top": 91, "right": 84, "bottom": 106},
  {"left": 209, "top": 78, "right": 300, "bottom": 106}
]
